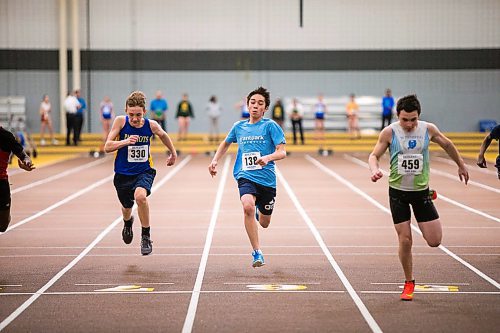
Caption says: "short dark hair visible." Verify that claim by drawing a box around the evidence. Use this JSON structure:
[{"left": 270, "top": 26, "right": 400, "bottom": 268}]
[
  {"left": 396, "top": 94, "right": 421, "bottom": 116},
  {"left": 247, "top": 86, "right": 270, "bottom": 108}
]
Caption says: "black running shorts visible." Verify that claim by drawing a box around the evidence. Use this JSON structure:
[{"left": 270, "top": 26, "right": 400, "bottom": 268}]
[
  {"left": 389, "top": 187, "right": 439, "bottom": 224},
  {"left": 113, "top": 169, "right": 156, "bottom": 208},
  {"left": 238, "top": 178, "right": 276, "bottom": 216},
  {"left": 0, "top": 179, "right": 10, "bottom": 211}
]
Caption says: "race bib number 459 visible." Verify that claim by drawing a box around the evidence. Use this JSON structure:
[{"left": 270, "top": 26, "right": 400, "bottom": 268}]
[
  {"left": 242, "top": 152, "right": 262, "bottom": 171},
  {"left": 398, "top": 154, "right": 423, "bottom": 175},
  {"left": 128, "top": 145, "right": 149, "bottom": 163}
]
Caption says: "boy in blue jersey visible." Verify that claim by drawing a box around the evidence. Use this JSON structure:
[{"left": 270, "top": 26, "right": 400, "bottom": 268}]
[
  {"left": 208, "top": 87, "right": 286, "bottom": 268},
  {"left": 105, "top": 91, "right": 177, "bottom": 255}
]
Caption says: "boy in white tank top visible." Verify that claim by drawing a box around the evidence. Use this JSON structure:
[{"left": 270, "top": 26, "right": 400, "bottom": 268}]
[{"left": 368, "top": 94, "right": 469, "bottom": 301}]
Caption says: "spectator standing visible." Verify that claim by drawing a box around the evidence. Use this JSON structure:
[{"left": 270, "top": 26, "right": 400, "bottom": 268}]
[
  {"left": 287, "top": 98, "right": 305, "bottom": 145},
  {"left": 312, "top": 94, "right": 327, "bottom": 141},
  {"left": 381, "top": 88, "right": 395, "bottom": 130},
  {"left": 100, "top": 96, "right": 114, "bottom": 143},
  {"left": 39, "top": 94, "right": 58, "bottom": 145},
  {"left": 63, "top": 91, "right": 80, "bottom": 146},
  {"left": 176, "top": 93, "right": 194, "bottom": 141},
  {"left": 75, "top": 89, "right": 86, "bottom": 143},
  {"left": 271, "top": 98, "right": 285, "bottom": 130},
  {"left": 206, "top": 95, "right": 222, "bottom": 142},
  {"left": 149, "top": 90, "right": 168, "bottom": 132},
  {"left": 346, "top": 93, "right": 361, "bottom": 139},
  {"left": 235, "top": 97, "right": 250, "bottom": 120}
]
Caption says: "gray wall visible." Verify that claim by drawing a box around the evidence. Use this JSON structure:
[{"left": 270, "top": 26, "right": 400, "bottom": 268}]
[{"left": 1, "top": 0, "right": 499, "bottom": 133}]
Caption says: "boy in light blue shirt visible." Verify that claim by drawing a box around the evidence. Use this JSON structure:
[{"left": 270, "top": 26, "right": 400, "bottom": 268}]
[{"left": 208, "top": 87, "right": 286, "bottom": 268}]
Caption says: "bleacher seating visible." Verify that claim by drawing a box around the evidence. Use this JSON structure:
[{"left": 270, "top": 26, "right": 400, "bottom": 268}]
[
  {"left": 283, "top": 96, "right": 384, "bottom": 134},
  {"left": 0, "top": 96, "right": 27, "bottom": 129}
]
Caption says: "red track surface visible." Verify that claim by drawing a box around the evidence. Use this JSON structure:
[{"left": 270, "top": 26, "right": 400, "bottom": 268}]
[{"left": 1, "top": 152, "right": 499, "bottom": 332}]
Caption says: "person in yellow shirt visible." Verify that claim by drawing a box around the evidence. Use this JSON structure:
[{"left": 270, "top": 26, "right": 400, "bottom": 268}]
[
  {"left": 176, "top": 93, "right": 194, "bottom": 141},
  {"left": 346, "top": 93, "right": 361, "bottom": 139}
]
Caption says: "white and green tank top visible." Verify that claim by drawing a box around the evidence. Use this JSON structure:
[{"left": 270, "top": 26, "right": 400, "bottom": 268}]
[{"left": 389, "top": 121, "right": 430, "bottom": 191}]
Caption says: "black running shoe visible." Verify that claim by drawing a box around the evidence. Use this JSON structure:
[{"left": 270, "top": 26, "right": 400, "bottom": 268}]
[
  {"left": 141, "top": 235, "right": 153, "bottom": 255},
  {"left": 122, "top": 217, "right": 134, "bottom": 244}
]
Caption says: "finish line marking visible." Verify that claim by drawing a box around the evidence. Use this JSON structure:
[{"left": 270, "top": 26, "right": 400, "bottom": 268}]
[
  {"left": 94, "top": 285, "right": 154, "bottom": 292},
  {"left": 246, "top": 284, "right": 308, "bottom": 291}
]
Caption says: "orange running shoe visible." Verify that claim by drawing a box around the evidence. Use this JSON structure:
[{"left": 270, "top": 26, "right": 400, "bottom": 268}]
[{"left": 401, "top": 280, "right": 415, "bottom": 301}]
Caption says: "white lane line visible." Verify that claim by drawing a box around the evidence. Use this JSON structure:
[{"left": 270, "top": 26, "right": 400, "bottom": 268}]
[
  {"left": 438, "top": 195, "right": 500, "bottom": 223},
  {"left": 277, "top": 168, "right": 383, "bottom": 333},
  {"left": 311, "top": 155, "right": 500, "bottom": 290},
  {"left": 0, "top": 290, "right": 346, "bottom": 296},
  {"left": 1, "top": 253, "right": 499, "bottom": 258},
  {"left": 1, "top": 290, "right": 498, "bottom": 296},
  {"left": 371, "top": 282, "right": 470, "bottom": 285},
  {"left": 11, "top": 157, "right": 110, "bottom": 194},
  {"left": 360, "top": 291, "right": 500, "bottom": 295},
  {"left": 223, "top": 282, "right": 322, "bottom": 285},
  {"left": 1, "top": 175, "right": 115, "bottom": 235},
  {"left": 74, "top": 283, "right": 174, "bottom": 286},
  {"left": 344, "top": 154, "right": 500, "bottom": 224},
  {"left": 430, "top": 167, "right": 500, "bottom": 194},
  {"left": 0, "top": 156, "right": 192, "bottom": 332},
  {"left": 8, "top": 225, "right": 500, "bottom": 231},
  {"left": 434, "top": 156, "right": 497, "bottom": 176},
  {"left": 2, "top": 245, "right": 498, "bottom": 249},
  {"left": 182, "top": 156, "right": 231, "bottom": 333},
  {"left": 8, "top": 156, "right": 82, "bottom": 177}
]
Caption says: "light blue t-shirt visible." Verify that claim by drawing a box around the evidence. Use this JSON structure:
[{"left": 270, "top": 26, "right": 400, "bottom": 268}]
[{"left": 226, "top": 118, "right": 286, "bottom": 188}]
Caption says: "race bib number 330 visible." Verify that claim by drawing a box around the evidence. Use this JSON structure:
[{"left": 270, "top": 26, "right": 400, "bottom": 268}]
[
  {"left": 128, "top": 145, "right": 149, "bottom": 163},
  {"left": 242, "top": 152, "right": 262, "bottom": 171},
  {"left": 398, "top": 154, "right": 423, "bottom": 175}
]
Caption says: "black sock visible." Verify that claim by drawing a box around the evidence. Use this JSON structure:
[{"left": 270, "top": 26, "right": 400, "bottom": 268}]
[
  {"left": 142, "top": 227, "right": 150, "bottom": 237},
  {"left": 124, "top": 217, "right": 133, "bottom": 228}
]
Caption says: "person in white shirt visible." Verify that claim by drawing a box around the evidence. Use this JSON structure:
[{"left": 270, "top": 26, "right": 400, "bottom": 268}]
[
  {"left": 39, "top": 94, "right": 58, "bottom": 145},
  {"left": 205, "top": 95, "right": 222, "bottom": 142},
  {"left": 63, "top": 91, "right": 81, "bottom": 146}
]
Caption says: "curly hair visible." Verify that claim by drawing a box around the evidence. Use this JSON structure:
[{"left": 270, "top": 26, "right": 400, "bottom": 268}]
[{"left": 125, "top": 91, "right": 146, "bottom": 110}]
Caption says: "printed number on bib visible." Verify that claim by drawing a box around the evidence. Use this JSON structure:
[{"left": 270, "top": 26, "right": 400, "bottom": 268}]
[
  {"left": 398, "top": 154, "right": 423, "bottom": 175},
  {"left": 242, "top": 152, "right": 262, "bottom": 171},
  {"left": 128, "top": 145, "right": 148, "bottom": 163}
]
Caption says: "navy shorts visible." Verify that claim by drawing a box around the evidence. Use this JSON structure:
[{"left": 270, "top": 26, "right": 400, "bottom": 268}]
[
  {"left": 315, "top": 112, "right": 325, "bottom": 120},
  {"left": 113, "top": 169, "right": 156, "bottom": 208},
  {"left": 238, "top": 178, "right": 276, "bottom": 216},
  {"left": 389, "top": 187, "right": 439, "bottom": 224},
  {"left": 0, "top": 179, "right": 11, "bottom": 211}
]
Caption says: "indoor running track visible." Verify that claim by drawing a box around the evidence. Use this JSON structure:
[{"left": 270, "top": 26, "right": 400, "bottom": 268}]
[{"left": 0, "top": 152, "right": 499, "bottom": 333}]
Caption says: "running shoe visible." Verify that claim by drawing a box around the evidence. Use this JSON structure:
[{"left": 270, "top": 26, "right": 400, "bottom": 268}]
[
  {"left": 400, "top": 280, "right": 415, "bottom": 301},
  {"left": 252, "top": 249, "right": 265, "bottom": 268},
  {"left": 122, "top": 217, "right": 134, "bottom": 244},
  {"left": 141, "top": 235, "right": 153, "bottom": 255}
]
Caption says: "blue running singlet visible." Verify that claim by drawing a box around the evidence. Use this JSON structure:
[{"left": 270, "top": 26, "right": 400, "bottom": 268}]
[{"left": 114, "top": 117, "right": 154, "bottom": 175}]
